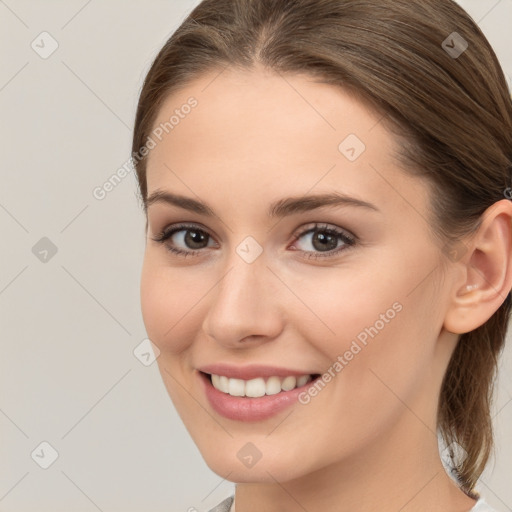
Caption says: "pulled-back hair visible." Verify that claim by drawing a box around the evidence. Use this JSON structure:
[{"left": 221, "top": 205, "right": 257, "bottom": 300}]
[{"left": 132, "top": 0, "right": 512, "bottom": 493}]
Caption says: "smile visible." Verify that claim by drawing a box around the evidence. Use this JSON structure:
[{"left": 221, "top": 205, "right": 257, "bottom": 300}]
[
  {"left": 209, "top": 373, "right": 314, "bottom": 397},
  {"left": 198, "top": 368, "right": 323, "bottom": 422}
]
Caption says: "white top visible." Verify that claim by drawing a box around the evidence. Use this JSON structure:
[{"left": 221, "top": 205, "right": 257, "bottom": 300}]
[
  {"left": 470, "top": 499, "right": 500, "bottom": 512},
  {"left": 207, "top": 495, "right": 500, "bottom": 512}
]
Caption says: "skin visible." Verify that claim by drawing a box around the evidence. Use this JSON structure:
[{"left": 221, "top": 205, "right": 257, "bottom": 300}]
[{"left": 140, "top": 65, "right": 512, "bottom": 512}]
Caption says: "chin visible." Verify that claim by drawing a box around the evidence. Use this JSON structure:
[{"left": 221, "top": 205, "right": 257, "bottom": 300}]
[{"left": 199, "top": 445, "right": 310, "bottom": 483}]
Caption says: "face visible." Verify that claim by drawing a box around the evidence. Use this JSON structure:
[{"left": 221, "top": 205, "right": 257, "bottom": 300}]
[{"left": 140, "top": 66, "right": 455, "bottom": 483}]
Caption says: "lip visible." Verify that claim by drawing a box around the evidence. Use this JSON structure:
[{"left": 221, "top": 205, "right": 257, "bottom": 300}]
[
  {"left": 197, "top": 363, "right": 316, "bottom": 380},
  {"left": 197, "top": 369, "right": 321, "bottom": 422}
]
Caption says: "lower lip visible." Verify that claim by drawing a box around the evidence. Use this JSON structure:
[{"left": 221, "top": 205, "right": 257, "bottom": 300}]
[{"left": 198, "top": 371, "right": 318, "bottom": 422}]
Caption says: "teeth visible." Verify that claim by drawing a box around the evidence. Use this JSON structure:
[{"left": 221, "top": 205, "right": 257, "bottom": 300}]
[
  {"left": 219, "top": 375, "right": 229, "bottom": 391},
  {"left": 209, "top": 373, "right": 313, "bottom": 397},
  {"left": 228, "top": 378, "right": 245, "bottom": 396},
  {"left": 281, "top": 376, "right": 296, "bottom": 391},
  {"left": 266, "top": 376, "right": 282, "bottom": 395},
  {"left": 297, "top": 375, "right": 309, "bottom": 387},
  {"left": 211, "top": 374, "right": 221, "bottom": 390},
  {"left": 245, "top": 377, "right": 266, "bottom": 397}
]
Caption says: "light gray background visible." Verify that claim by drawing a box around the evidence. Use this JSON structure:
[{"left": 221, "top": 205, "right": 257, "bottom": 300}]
[{"left": 0, "top": 1, "right": 511, "bottom": 511}]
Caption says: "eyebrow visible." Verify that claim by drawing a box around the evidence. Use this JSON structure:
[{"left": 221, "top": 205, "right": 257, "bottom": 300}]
[{"left": 145, "top": 189, "right": 380, "bottom": 218}]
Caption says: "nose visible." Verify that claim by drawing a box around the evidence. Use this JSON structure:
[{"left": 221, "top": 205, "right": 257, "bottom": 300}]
[{"left": 201, "top": 251, "right": 284, "bottom": 348}]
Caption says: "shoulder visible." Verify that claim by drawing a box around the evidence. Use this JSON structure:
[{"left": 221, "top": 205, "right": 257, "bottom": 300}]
[
  {"left": 206, "top": 495, "right": 234, "bottom": 512},
  {"left": 205, "top": 495, "right": 503, "bottom": 512},
  {"left": 203, "top": 496, "right": 502, "bottom": 512},
  {"left": 470, "top": 498, "right": 501, "bottom": 512}
]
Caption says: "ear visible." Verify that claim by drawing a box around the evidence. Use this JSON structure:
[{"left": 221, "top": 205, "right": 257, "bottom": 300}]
[{"left": 444, "top": 199, "right": 512, "bottom": 334}]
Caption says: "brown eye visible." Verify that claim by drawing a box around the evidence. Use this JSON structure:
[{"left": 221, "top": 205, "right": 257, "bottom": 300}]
[
  {"left": 291, "top": 223, "right": 356, "bottom": 259},
  {"left": 178, "top": 228, "right": 210, "bottom": 250},
  {"left": 151, "top": 224, "right": 216, "bottom": 257}
]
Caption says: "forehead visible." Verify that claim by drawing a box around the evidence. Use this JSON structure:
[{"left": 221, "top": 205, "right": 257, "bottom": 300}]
[
  {"left": 145, "top": 67, "right": 429, "bottom": 219},
  {"left": 149, "top": 66, "right": 385, "bottom": 154}
]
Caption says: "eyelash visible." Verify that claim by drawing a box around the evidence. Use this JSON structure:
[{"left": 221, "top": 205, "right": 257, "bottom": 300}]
[{"left": 151, "top": 222, "right": 357, "bottom": 260}]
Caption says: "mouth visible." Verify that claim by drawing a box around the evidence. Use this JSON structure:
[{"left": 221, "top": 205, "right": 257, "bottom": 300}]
[
  {"left": 202, "top": 371, "right": 321, "bottom": 398},
  {"left": 198, "top": 370, "right": 322, "bottom": 422}
]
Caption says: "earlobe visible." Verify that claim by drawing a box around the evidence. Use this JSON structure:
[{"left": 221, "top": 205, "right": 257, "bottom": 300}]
[{"left": 443, "top": 199, "right": 512, "bottom": 335}]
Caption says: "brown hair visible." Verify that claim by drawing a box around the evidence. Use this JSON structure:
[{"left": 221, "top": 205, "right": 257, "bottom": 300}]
[{"left": 132, "top": 0, "right": 512, "bottom": 494}]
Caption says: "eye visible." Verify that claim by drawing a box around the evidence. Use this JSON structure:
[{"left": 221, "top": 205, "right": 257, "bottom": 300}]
[
  {"left": 290, "top": 223, "right": 356, "bottom": 259},
  {"left": 151, "top": 223, "right": 216, "bottom": 257},
  {"left": 151, "top": 222, "right": 357, "bottom": 260}
]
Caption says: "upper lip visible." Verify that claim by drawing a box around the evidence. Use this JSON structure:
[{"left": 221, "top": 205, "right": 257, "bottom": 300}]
[{"left": 197, "top": 363, "right": 318, "bottom": 381}]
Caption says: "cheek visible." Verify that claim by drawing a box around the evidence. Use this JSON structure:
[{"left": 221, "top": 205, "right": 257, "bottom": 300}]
[
  {"left": 314, "top": 246, "right": 439, "bottom": 355},
  {"left": 284, "top": 259, "right": 406, "bottom": 358},
  {"left": 140, "top": 254, "right": 207, "bottom": 354},
  {"left": 277, "top": 282, "right": 440, "bottom": 468},
  {"left": 296, "top": 253, "right": 441, "bottom": 408}
]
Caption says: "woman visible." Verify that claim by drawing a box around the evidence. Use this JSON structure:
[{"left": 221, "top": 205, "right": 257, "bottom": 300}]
[{"left": 131, "top": 0, "right": 512, "bottom": 510}]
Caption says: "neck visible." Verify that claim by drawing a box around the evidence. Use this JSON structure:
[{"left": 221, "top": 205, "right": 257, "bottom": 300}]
[{"left": 233, "top": 411, "right": 478, "bottom": 512}]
